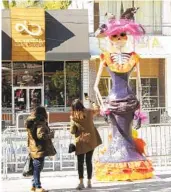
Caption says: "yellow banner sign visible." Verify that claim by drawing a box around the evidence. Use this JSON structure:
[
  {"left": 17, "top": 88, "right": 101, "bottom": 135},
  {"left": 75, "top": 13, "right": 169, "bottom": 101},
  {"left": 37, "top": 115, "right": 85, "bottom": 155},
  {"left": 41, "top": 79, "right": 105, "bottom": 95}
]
[{"left": 11, "top": 8, "right": 45, "bottom": 61}]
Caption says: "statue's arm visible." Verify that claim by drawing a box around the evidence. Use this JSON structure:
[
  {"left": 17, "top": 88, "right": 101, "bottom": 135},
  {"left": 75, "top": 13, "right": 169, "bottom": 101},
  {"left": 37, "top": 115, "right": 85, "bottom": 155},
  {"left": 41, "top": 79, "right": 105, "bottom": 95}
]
[
  {"left": 135, "top": 54, "right": 142, "bottom": 108},
  {"left": 94, "top": 60, "right": 105, "bottom": 108}
]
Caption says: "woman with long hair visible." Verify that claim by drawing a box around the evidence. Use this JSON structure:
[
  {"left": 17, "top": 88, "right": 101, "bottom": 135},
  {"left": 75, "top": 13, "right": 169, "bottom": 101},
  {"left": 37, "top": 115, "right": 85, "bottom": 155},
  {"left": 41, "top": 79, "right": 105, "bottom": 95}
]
[
  {"left": 25, "top": 106, "right": 56, "bottom": 192},
  {"left": 70, "top": 99, "right": 102, "bottom": 190}
]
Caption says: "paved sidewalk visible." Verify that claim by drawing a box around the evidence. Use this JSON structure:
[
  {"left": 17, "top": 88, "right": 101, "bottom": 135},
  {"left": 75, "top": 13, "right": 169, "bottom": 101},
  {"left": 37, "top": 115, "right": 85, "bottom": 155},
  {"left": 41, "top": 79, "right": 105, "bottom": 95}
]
[{"left": 1, "top": 171, "right": 171, "bottom": 192}]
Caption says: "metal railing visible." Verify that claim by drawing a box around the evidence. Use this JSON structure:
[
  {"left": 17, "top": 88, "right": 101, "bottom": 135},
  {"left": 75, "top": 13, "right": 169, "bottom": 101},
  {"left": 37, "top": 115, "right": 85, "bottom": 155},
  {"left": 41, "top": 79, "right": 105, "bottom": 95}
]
[
  {"left": 2, "top": 107, "right": 171, "bottom": 126},
  {"left": 1, "top": 121, "right": 171, "bottom": 179},
  {"left": 1, "top": 124, "right": 77, "bottom": 179},
  {"left": 138, "top": 124, "right": 171, "bottom": 168},
  {"left": 2, "top": 112, "right": 13, "bottom": 128}
]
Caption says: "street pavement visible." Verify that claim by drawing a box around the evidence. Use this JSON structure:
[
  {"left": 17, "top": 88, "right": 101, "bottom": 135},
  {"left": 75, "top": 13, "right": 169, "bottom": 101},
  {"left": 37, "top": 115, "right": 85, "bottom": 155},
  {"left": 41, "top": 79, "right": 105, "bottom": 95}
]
[{"left": 1, "top": 171, "right": 171, "bottom": 192}]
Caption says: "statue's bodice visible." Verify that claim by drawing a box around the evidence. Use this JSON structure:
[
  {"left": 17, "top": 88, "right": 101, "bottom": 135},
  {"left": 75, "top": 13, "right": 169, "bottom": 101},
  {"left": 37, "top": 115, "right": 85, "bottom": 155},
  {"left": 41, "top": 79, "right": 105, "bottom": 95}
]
[
  {"left": 100, "top": 51, "right": 139, "bottom": 100},
  {"left": 100, "top": 52, "right": 139, "bottom": 73},
  {"left": 107, "top": 69, "right": 134, "bottom": 99}
]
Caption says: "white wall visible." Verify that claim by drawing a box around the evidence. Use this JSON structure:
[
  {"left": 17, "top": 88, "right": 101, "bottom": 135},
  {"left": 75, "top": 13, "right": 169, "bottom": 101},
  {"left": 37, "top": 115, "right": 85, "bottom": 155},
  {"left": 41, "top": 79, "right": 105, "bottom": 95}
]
[
  {"left": 68, "top": 0, "right": 94, "bottom": 33},
  {"left": 163, "top": 1, "right": 171, "bottom": 113},
  {"left": 82, "top": 60, "right": 89, "bottom": 108},
  {"left": 89, "top": 60, "right": 97, "bottom": 104},
  {"left": 162, "top": 0, "right": 171, "bottom": 35},
  {"left": 165, "top": 57, "right": 171, "bottom": 115}
]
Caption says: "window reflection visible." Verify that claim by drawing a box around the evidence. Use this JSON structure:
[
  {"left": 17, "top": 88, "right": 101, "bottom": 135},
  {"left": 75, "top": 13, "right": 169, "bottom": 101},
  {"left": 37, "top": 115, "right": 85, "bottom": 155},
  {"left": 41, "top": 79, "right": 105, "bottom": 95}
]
[
  {"left": 99, "top": 78, "right": 109, "bottom": 97},
  {"left": 129, "top": 79, "right": 137, "bottom": 95},
  {"left": 2, "top": 62, "right": 12, "bottom": 109},
  {"left": 44, "top": 62, "right": 64, "bottom": 109},
  {"left": 13, "top": 62, "right": 42, "bottom": 86},
  {"left": 14, "top": 89, "right": 27, "bottom": 111},
  {"left": 44, "top": 61, "right": 82, "bottom": 111},
  {"left": 30, "top": 89, "right": 42, "bottom": 109},
  {"left": 66, "top": 61, "right": 81, "bottom": 107}
]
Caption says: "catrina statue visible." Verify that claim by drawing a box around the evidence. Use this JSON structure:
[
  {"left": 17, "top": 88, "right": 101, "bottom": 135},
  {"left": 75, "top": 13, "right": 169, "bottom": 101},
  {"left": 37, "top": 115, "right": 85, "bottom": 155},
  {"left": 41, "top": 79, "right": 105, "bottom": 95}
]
[{"left": 94, "top": 7, "right": 154, "bottom": 181}]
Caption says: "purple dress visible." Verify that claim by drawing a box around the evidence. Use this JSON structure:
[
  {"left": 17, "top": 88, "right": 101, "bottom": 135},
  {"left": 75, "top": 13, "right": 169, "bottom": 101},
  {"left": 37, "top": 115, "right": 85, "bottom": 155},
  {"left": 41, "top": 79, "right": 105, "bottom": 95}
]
[
  {"left": 95, "top": 53, "right": 153, "bottom": 181},
  {"left": 99, "top": 68, "right": 146, "bottom": 163}
]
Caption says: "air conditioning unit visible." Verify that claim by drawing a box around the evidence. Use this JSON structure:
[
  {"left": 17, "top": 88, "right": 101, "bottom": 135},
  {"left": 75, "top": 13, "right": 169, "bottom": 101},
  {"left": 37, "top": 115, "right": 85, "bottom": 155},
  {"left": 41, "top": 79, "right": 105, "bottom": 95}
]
[
  {"left": 16, "top": 113, "right": 30, "bottom": 129},
  {"left": 16, "top": 112, "right": 49, "bottom": 129},
  {"left": 142, "top": 110, "right": 160, "bottom": 124},
  {"left": 149, "top": 110, "right": 160, "bottom": 124},
  {"left": 133, "top": 110, "right": 160, "bottom": 127}
]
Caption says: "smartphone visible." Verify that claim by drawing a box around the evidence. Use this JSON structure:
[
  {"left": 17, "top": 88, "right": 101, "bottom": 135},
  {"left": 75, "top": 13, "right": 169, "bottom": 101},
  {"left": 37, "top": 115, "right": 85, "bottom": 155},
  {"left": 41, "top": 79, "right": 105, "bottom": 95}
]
[
  {"left": 84, "top": 93, "right": 94, "bottom": 104},
  {"left": 84, "top": 93, "right": 89, "bottom": 100}
]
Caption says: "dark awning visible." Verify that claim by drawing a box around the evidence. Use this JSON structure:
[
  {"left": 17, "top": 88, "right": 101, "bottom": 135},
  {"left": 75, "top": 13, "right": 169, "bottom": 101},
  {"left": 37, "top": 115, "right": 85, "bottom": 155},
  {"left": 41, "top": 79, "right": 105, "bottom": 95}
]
[
  {"left": 45, "top": 10, "right": 90, "bottom": 60},
  {"left": 2, "top": 10, "right": 12, "bottom": 60}
]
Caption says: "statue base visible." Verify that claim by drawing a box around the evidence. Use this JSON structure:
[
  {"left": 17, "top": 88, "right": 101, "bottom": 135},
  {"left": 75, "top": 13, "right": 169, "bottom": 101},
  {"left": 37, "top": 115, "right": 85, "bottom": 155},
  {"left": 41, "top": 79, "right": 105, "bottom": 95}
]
[{"left": 95, "top": 160, "right": 153, "bottom": 181}]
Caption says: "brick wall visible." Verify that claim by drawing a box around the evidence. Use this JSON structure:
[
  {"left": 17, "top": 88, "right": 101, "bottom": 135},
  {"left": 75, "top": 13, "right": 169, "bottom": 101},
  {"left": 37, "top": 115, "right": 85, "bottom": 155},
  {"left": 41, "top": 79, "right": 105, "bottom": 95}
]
[{"left": 49, "top": 112, "right": 70, "bottom": 123}]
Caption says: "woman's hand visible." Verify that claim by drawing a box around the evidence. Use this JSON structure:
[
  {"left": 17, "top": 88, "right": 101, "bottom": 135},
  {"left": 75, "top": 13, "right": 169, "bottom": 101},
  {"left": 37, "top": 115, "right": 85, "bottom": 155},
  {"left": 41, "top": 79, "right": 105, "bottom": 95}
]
[
  {"left": 92, "top": 102, "right": 100, "bottom": 116},
  {"left": 50, "top": 130, "right": 55, "bottom": 138},
  {"left": 100, "top": 105, "right": 111, "bottom": 116},
  {"left": 92, "top": 102, "right": 99, "bottom": 110},
  {"left": 27, "top": 147, "right": 30, "bottom": 153}
]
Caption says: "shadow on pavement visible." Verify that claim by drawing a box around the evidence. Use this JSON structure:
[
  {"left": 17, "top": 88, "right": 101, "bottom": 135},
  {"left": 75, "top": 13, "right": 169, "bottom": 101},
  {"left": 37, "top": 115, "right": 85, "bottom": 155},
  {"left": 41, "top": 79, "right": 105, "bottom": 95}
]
[
  {"left": 156, "top": 174, "right": 171, "bottom": 179},
  {"left": 49, "top": 180, "right": 171, "bottom": 192}
]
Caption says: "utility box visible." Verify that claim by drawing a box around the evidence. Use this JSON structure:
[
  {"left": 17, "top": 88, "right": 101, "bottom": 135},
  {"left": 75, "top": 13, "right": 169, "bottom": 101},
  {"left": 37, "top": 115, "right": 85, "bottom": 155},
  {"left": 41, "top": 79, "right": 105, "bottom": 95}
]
[
  {"left": 149, "top": 110, "right": 160, "bottom": 124},
  {"left": 2, "top": 120, "right": 6, "bottom": 132}
]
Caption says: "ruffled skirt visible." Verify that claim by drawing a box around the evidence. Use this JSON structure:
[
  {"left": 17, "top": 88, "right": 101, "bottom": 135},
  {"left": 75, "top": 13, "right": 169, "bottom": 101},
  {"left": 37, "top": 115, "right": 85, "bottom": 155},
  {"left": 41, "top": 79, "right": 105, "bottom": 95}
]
[
  {"left": 95, "top": 160, "right": 153, "bottom": 181},
  {"left": 95, "top": 95, "right": 154, "bottom": 181}
]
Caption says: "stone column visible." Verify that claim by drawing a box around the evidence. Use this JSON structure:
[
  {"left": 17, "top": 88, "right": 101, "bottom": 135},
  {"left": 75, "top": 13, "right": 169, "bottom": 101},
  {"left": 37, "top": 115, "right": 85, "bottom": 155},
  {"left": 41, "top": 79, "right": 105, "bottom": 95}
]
[
  {"left": 89, "top": 59, "right": 97, "bottom": 104},
  {"left": 165, "top": 57, "right": 171, "bottom": 115},
  {"left": 162, "top": 1, "right": 171, "bottom": 35},
  {"left": 82, "top": 60, "right": 89, "bottom": 108}
]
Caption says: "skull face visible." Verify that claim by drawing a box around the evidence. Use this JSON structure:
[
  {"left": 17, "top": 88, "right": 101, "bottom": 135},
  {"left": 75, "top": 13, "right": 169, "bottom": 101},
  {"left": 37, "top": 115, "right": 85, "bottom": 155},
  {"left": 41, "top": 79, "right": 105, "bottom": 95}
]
[{"left": 109, "top": 32, "right": 128, "bottom": 48}]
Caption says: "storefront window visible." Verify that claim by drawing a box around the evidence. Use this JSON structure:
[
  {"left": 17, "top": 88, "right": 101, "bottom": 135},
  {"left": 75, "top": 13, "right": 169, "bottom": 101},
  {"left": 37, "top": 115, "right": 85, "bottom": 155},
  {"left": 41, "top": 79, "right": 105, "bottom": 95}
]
[
  {"left": 99, "top": 78, "right": 110, "bottom": 98},
  {"left": 44, "top": 61, "right": 82, "bottom": 111},
  {"left": 66, "top": 61, "right": 82, "bottom": 107},
  {"left": 2, "top": 62, "right": 12, "bottom": 109},
  {"left": 13, "top": 62, "right": 43, "bottom": 87},
  {"left": 13, "top": 88, "right": 42, "bottom": 112},
  {"left": 129, "top": 79, "right": 137, "bottom": 95},
  {"left": 44, "top": 61, "right": 64, "bottom": 110},
  {"left": 141, "top": 78, "right": 158, "bottom": 108}
]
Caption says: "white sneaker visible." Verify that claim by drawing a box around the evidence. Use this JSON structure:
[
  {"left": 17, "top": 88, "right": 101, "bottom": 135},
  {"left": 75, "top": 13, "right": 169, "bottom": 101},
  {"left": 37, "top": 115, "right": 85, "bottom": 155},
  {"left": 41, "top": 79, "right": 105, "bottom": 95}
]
[
  {"left": 76, "top": 183, "right": 85, "bottom": 190},
  {"left": 86, "top": 183, "right": 92, "bottom": 188}
]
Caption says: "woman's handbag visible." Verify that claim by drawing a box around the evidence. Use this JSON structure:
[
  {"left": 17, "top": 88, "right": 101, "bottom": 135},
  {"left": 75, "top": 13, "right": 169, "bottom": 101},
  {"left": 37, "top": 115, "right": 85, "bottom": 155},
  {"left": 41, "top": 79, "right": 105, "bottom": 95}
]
[
  {"left": 68, "top": 143, "right": 76, "bottom": 153},
  {"left": 23, "top": 154, "right": 33, "bottom": 177}
]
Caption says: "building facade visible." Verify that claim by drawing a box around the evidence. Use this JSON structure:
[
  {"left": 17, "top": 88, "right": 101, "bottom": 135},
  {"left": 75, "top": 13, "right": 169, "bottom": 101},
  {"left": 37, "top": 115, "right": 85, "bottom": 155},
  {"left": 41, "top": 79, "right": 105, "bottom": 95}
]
[
  {"left": 89, "top": 0, "right": 171, "bottom": 113},
  {"left": 2, "top": 1, "right": 171, "bottom": 125},
  {"left": 2, "top": 8, "right": 90, "bottom": 123}
]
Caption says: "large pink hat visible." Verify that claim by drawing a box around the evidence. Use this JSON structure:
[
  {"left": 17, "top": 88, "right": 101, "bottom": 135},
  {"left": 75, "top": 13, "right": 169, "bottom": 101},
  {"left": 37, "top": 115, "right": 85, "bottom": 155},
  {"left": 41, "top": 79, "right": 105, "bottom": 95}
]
[{"left": 95, "top": 7, "right": 145, "bottom": 39}]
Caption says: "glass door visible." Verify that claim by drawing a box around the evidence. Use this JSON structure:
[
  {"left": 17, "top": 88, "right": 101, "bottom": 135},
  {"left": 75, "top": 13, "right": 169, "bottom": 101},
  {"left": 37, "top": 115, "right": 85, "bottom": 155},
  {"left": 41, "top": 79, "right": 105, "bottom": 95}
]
[
  {"left": 12, "top": 87, "right": 44, "bottom": 113},
  {"left": 12, "top": 61, "right": 44, "bottom": 124},
  {"left": 13, "top": 88, "right": 27, "bottom": 112},
  {"left": 29, "top": 88, "right": 42, "bottom": 109}
]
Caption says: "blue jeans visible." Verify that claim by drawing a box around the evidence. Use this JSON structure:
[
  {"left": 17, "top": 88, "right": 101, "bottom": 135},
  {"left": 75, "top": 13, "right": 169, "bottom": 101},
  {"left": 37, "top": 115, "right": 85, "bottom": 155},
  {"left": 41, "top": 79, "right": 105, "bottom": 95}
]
[{"left": 32, "top": 157, "right": 45, "bottom": 188}]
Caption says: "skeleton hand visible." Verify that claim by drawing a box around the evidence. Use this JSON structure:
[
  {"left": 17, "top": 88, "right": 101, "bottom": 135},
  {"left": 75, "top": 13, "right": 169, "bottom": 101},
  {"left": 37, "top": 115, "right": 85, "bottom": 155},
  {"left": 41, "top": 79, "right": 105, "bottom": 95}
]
[
  {"left": 94, "top": 87, "right": 104, "bottom": 107},
  {"left": 94, "top": 61, "right": 105, "bottom": 109}
]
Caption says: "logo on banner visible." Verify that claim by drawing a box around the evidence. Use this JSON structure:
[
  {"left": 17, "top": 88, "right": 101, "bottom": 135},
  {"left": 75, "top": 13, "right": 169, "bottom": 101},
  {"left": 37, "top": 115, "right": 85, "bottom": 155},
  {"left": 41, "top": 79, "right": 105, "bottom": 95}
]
[
  {"left": 152, "top": 37, "right": 161, "bottom": 48},
  {"left": 15, "top": 21, "right": 42, "bottom": 36}
]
